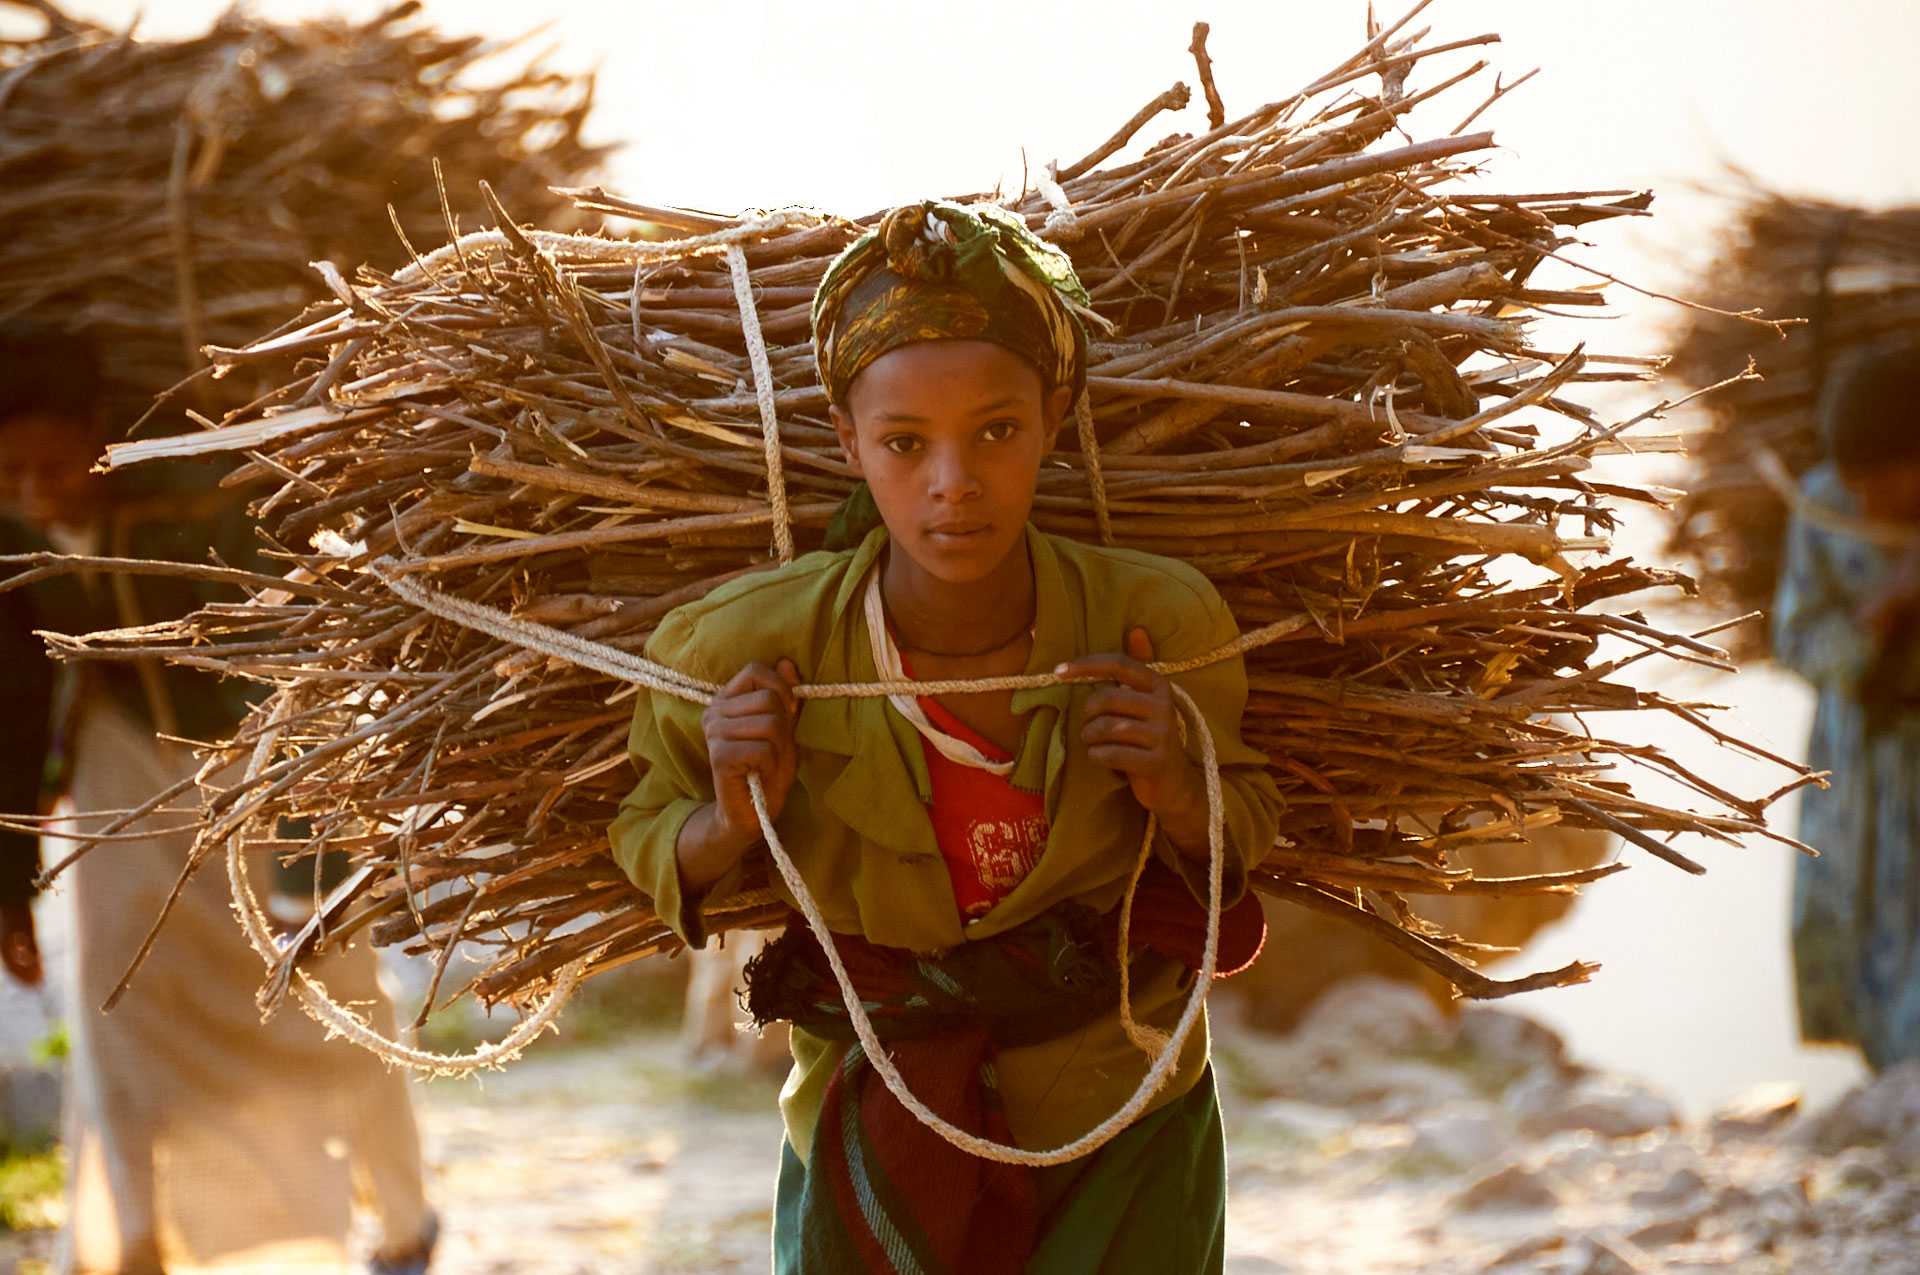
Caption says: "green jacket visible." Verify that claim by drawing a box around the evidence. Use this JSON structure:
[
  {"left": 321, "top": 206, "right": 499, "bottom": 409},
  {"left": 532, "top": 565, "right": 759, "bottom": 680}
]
[{"left": 611, "top": 524, "right": 1282, "bottom": 1157}]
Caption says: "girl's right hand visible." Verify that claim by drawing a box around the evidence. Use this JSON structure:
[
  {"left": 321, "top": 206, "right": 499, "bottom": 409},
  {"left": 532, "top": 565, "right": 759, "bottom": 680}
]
[{"left": 702, "top": 659, "right": 801, "bottom": 850}]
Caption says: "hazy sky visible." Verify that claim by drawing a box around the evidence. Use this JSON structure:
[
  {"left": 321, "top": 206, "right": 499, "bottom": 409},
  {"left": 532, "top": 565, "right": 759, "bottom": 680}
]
[
  {"left": 20, "top": 0, "right": 1916, "bottom": 1108},
  {"left": 36, "top": 1, "right": 1920, "bottom": 219}
]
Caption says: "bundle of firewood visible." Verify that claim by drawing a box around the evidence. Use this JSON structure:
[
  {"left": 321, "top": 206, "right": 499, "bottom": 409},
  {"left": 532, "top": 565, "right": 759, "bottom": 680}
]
[
  {"left": 0, "top": 0, "right": 605, "bottom": 433},
  {"left": 1667, "top": 192, "right": 1920, "bottom": 653},
  {"left": 45, "top": 13, "right": 1808, "bottom": 1023}
]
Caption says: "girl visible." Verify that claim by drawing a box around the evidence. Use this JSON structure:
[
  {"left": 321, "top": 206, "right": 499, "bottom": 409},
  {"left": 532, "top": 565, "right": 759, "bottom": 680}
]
[{"left": 611, "top": 202, "right": 1282, "bottom": 1273}]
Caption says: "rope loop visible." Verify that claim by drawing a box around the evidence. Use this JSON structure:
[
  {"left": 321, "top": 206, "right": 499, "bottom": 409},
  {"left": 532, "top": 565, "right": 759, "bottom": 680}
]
[
  {"left": 222, "top": 700, "right": 593, "bottom": 1078},
  {"left": 747, "top": 677, "right": 1223, "bottom": 1166}
]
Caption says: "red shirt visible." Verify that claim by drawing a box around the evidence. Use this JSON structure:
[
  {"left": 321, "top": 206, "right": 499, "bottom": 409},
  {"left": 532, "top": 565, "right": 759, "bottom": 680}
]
[{"left": 907, "top": 681, "right": 1049, "bottom": 922}]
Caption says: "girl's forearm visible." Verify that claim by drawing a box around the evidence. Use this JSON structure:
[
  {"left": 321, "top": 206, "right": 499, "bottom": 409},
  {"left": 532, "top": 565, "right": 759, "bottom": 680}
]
[{"left": 674, "top": 802, "right": 759, "bottom": 891}]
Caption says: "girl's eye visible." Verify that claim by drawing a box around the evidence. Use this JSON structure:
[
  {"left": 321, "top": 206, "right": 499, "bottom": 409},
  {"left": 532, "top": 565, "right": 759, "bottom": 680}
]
[
  {"left": 882, "top": 434, "right": 923, "bottom": 456},
  {"left": 982, "top": 419, "right": 1019, "bottom": 443}
]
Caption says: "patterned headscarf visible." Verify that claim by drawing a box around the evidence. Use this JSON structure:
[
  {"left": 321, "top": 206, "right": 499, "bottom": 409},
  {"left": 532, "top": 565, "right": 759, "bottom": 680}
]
[{"left": 811, "top": 200, "right": 1098, "bottom": 407}]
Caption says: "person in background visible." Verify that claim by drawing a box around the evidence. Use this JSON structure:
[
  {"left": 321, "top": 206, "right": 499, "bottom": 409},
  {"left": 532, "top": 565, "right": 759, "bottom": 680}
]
[
  {"left": 1774, "top": 341, "right": 1920, "bottom": 1074},
  {"left": 0, "top": 323, "right": 438, "bottom": 1275}
]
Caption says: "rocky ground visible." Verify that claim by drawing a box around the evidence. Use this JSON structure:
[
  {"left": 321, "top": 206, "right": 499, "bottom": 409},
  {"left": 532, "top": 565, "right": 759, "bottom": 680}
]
[{"left": 6, "top": 975, "right": 1920, "bottom": 1273}]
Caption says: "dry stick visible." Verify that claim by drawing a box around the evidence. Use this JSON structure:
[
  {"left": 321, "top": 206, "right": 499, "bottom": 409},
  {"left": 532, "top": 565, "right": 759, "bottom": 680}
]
[
  {"left": 1053, "top": 82, "right": 1193, "bottom": 183},
  {"left": 412, "top": 883, "right": 485, "bottom": 1030},
  {"left": 0, "top": 554, "right": 366, "bottom": 604},
  {"left": 0, "top": 816, "right": 204, "bottom": 842},
  {"left": 101, "top": 838, "right": 218, "bottom": 1011},
  {"left": 1558, "top": 798, "right": 1706, "bottom": 875},
  {"left": 1459, "top": 208, "right": 1799, "bottom": 334},
  {"left": 1070, "top": 132, "right": 1495, "bottom": 239},
  {"left": 33, "top": 769, "right": 204, "bottom": 884},
  {"left": 1260, "top": 878, "right": 1598, "bottom": 996},
  {"left": 1453, "top": 66, "right": 1539, "bottom": 137},
  {"left": 1189, "top": 23, "right": 1227, "bottom": 130}
]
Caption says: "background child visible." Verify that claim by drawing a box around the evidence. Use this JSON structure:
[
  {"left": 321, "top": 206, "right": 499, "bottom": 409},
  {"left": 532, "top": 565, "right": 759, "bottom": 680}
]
[
  {"left": 1774, "top": 341, "right": 1920, "bottom": 1074},
  {"left": 0, "top": 324, "right": 439, "bottom": 1275},
  {"left": 612, "top": 203, "right": 1282, "bottom": 1274}
]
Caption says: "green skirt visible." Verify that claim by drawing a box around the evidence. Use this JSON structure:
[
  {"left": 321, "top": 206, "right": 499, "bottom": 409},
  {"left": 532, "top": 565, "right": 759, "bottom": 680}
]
[{"left": 773, "top": 1065, "right": 1226, "bottom": 1275}]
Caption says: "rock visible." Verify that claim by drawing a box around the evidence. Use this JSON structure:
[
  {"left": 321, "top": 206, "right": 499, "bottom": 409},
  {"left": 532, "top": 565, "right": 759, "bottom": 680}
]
[
  {"left": 1706, "top": 1182, "right": 1758, "bottom": 1216},
  {"left": 1826, "top": 1146, "right": 1892, "bottom": 1193},
  {"left": 1520, "top": 1074, "right": 1678, "bottom": 1140},
  {"left": 1456, "top": 1164, "right": 1561, "bottom": 1212},
  {"left": 1749, "top": 1174, "right": 1815, "bottom": 1241},
  {"left": 1502, "top": 1065, "right": 1579, "bottom": 1125},
  {"left": 1410, "top": 1101, "right": 1508, "bottom": 1171},
  {"left": 1248, "top": 1098, "right": 1352, "bottom": 1144},
  {"left": 1626, "top": 1213, "right": 1698, "bottom": 1247},
  {"left": 1795, "top": 1060, "right": 1920, "bottom": 1155},
  {"left": 1213, "top": 1032, "right": 1317, "bottom": 1102},
  {"left": 1481, "top": 1233, "right": 1563, "bottom": 1270},
  {"left": 1350, "top": 1059, "right": 1482, "bottom": 1119},
  {"left": 1709, "top": 1081, "right": 1801, "bottom": 1142},
  {"left": 1455, "top": 1007, "right": 1568, "bottom": 1085},
  {"left": 1289, "top": 973, "right": 1456, "bottom": 1061},
  {"left": 1627, "top": 1166, "right": 1707, "bottom": 1210},
  {"left": 1570, "top": 1238, "right": 1644, "bottom": 1275},
  {"left": 1892, "top": 1122, "right": 1920, "bottom": 1173},
  {"left": 1854, "top": 1181, "right": 1920, "bottom": 1231}
]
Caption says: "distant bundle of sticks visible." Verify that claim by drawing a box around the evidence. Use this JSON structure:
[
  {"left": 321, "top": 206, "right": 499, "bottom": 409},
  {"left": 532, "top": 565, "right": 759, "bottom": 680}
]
[
  {"left": 48, "top": 12, "right": 1808, "bottom": 1021},
  {"left": 0, "top": 0, "right": 605, "bottom": 432},
  {"left": 1668, "top": 192, "right": 1920, "bottom": 654}
]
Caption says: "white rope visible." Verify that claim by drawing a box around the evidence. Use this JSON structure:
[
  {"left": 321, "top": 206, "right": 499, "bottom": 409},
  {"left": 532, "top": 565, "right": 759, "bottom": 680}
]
[
  {"left": 374, "top": 564, "right": 1309, "bottom": 702},
  {"left": 1075, "top": 392, "right": 1116, "bottom": 546},
  {"left": 726, "top": 242, "right": 795, "bottom": 564},
  {"left": 221, "top": 700, "right": 593, "bottom": 1078},
  {"left": 1114, "top": 817, "right": 1173, "bottom": 1059},
  {"left": 747, "top": 677, "right": 1222, "bottom": 1167},
  {"left": 1038, "top": 170, "right": 1084, "bottom": 243}
]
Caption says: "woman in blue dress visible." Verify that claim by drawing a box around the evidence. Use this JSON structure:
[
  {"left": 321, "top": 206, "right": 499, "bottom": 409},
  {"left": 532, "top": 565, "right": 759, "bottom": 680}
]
[{"left": 1774, "top": 342, "right": 1920, "bottom": 1072}]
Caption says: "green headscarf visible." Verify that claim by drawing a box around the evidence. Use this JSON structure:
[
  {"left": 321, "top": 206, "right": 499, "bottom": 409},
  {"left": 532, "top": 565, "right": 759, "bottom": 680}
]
[{"left": 811, "top": 200, "right": 1096, "bottom": 407}]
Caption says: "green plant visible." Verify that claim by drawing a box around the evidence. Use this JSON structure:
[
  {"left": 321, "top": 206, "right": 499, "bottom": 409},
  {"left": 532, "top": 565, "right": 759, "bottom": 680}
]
[
  {"left": 27, "top": 1022, "right": 67, "bottom": 1067},
  {"left": 0, "top": 1144, "right": 64, "bottom": 1232}
]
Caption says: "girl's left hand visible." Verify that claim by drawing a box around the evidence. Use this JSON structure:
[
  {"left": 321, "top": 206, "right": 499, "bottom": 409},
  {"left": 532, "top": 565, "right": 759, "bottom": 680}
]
[{"left": 1057, "top": 628, "right": 1209, "bottom": 852}]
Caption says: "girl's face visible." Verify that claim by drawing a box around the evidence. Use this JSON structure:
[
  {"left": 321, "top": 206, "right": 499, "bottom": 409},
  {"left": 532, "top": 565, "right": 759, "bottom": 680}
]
[
  {"left": 0, "top": 412, "right": 111, "bottom": 530},
  {"left": 831, "top": 340, "right": 1072, "bottom": 586}
]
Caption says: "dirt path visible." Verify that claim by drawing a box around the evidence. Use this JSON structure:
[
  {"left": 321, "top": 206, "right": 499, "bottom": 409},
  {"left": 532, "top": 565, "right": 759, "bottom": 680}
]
[
  {"left": 408, "top": 990, "right": 1920, "bottom": 1275},
  {"left": 416, "top": 1042, "right": 782, "bottom": 1274},
  {"left": 9, "top": 987, "right": 1920, "bottom": 1273}
]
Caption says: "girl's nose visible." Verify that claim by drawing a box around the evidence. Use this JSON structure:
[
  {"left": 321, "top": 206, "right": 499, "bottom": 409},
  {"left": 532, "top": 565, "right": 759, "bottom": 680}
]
[{"left": 926, "top": 444, "right": 982, "bottom": 502}]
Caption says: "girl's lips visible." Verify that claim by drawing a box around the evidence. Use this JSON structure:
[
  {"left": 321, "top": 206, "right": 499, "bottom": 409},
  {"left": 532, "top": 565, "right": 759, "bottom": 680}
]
[{"left": 925, "top": 522, "right": 991, "bottom": 540}]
